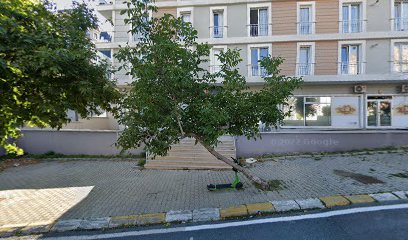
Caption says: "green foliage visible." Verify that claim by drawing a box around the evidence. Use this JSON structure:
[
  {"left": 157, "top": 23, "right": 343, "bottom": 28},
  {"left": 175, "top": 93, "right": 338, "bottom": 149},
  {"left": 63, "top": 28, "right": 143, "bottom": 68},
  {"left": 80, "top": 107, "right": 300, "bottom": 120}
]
[
  {"left": 115, "top": 0, "right": 302, "bottom": 157},
  {"left": 0, "top": 0, "right": 120, "bottom": 154}
]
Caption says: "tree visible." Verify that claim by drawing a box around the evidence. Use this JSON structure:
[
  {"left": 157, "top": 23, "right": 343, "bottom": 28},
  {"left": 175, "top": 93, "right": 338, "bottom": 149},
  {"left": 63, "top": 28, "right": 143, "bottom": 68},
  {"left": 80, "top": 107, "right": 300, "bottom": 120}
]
[
  {"left": 0, "top": 0, "right": 120, "bottom": 154},
  {"left": 115, "top": 0, "right": 302, "bottom": 189}
]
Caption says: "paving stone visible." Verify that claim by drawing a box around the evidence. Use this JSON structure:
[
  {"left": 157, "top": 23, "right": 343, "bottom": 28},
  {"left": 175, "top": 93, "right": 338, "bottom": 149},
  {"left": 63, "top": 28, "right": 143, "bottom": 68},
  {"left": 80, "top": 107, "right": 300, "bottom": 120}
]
[
  {"left": 392, "top": 191, "right": 407, "bottom": 199},
  {"left": 320, "top": 196, "right": 350, "bottom": 208},
  {"left": 192, "top": 208, "right": 220, "bottom": 222},
  {"left": 344, "top": 195, "right": 375, "bottom": 204},
  {"left": 295, "top": 198, "right": 325, "bottom": 210},
  {"left": 79, "top": 217, "right": 110, "bottom": 230},
  {"left": 220, "top": 205, "right": 248, "bottom": 218},
  {"left": 135, "top": 213, "right": 165, "bottom": 225},
  {"left": 166, "top": 210, "right": 193, "bottom": 222},
  {"left": 51, "top": 219, "right": 83, "bottom": 232},
  {"left": 109, "top": 215, "right": 137, "bottom": 228},
  {"left": 271, "top": 200, "right": 300, "bottom": 212},
  {"left": 246, "top": 202, "right": 275, "bottom": 215},
  {"left": 369, "top": 193, "right": 399, "bottom": 202}
]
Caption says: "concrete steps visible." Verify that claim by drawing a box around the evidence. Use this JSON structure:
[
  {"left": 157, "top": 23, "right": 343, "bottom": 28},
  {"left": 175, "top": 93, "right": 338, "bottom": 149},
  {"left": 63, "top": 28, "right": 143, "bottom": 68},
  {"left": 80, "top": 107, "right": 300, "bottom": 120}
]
[{"left": 145, "top": 137, "right": 235, "bottom": 170}]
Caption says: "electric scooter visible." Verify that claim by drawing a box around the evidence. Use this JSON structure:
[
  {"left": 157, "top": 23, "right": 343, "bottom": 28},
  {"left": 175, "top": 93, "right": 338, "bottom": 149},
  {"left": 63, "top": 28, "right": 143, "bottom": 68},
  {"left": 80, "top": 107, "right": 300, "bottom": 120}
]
[{"left": 207, "top": 157, "right": 244, "bottom": 191}]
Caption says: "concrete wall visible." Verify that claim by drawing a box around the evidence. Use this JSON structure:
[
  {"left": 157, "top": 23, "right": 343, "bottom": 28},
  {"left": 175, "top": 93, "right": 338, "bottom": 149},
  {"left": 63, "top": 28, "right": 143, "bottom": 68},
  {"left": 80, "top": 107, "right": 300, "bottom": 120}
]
[
  {"left": 236, "top": 131, "right": 408, "bottom": 157},
  {"left": 366, "top": 39, "right": 391, "bottom": 74},
  {"left": 227, "top": 4, "right": 247, "bottom": 38},
  {"left": 366, "top": 0, "right": 391, "bottom": 32},
  {"left": 14, "top": 130, "right": 143, "bottom": 156}
]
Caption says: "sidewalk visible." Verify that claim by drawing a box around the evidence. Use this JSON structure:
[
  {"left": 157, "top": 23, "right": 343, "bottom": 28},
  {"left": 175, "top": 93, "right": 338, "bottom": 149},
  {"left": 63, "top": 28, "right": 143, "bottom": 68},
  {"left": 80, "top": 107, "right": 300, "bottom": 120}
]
[{"left": 0, "top": 150, "right": 407, "bottom": 233}]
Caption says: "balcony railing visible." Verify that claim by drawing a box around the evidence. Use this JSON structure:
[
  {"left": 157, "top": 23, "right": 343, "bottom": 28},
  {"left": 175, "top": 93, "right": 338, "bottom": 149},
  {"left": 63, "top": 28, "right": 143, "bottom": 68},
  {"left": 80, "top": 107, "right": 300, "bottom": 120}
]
[
  {"left": 249, "top": 65, "right": 268, "bottom": 77},
  {"left": 339, "top": 62, "right": 364, "bottom": 75},
  {"left": 394, "top": 18, "right": 408, "bottom": 31},
  {"left": 297, "top": 22, "right": 314, "bottom": 35},
  {"left": 97, "top": 31, "right": 113, "bottom": 42},
  {"left": 209, "top": 26, "right": 227, "bottom": 38},
  {"left": 248, "top": 24, "right": 269, "bottom": 37},
  {"left": 341, "top": 19, "right": 364, "bottom": 33},
  {"left": 97, "top": 0, "right": 113, "bottom": 5},
  {"left": 393, "top": 61, "right": 408, "bottom": 73},
  {"left": 209, "top": 65, "right": 222, "bottom": 74},
  {"left": 296, "top": 63, "right": 315, "bottom": 75}
]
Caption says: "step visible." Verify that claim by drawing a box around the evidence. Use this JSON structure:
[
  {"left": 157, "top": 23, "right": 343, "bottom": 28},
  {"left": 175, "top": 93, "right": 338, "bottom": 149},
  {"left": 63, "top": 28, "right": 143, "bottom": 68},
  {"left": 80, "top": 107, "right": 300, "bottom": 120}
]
[
  {"left": 145, "top": 161, "right": 229, "bottom": 167},
  {"left": 151, "top": 156, "right": 234, "bottom": 162},
  {"left": 144, "top": 164, "right": 232, "bottom": 170}
]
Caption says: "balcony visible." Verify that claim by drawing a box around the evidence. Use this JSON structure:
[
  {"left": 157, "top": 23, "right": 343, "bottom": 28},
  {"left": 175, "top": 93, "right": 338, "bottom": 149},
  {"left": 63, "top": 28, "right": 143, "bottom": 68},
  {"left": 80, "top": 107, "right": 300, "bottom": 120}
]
[
  {"left": 393, "top": 61, "right": 408, "bottom": 73},
  {"left": 209, "top": 65, "right": 222, "bottom": 74},
  {"left": 209, "top": 26, "right": 227, "bottom": 38},
  {"left": 97, "top": 0, "right": 114, "bottom": 5},
  {"left": 96, "top": 31, "right": 113, "bottom": 43},
  {"left": 296, "top": 63, "right": 315, "bottom": 76},
  {"left": 297, "top": 22, "right": 314, "bottom": 35},
  {"left": 248, "top": 65, "right": 267, "bottom": 77},
  {"left": 341, "top": 20, "right": 364, "bottom": 33},
  {"left": 394, "top": 18, "right": 408, "bottom": 31},
  {"left": 248, "top": 24, "right": 269, "bottom": 37},
  {"left": 339, "top": 62, "right": 364, "bottom": 75}
]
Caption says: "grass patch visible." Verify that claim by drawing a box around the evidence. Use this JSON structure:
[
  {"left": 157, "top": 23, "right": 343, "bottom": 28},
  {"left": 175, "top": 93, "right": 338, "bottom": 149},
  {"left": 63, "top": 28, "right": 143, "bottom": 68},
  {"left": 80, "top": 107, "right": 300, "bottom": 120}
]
[
  {"left": 137, "top": 159, "right": 146, "bottom": 167},
  {"left": 390, "top": 171, "right": 408, "bottom": 178},
  {"left": 255, "top": 179, "right": 285, "bottom": 191}
]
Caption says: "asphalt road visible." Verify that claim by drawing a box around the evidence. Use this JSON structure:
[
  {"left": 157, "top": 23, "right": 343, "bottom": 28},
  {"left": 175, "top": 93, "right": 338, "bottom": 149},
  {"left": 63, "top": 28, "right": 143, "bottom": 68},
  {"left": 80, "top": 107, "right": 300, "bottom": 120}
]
[{"left": 44, "top": 202, "right": 408, "bottom": 240}]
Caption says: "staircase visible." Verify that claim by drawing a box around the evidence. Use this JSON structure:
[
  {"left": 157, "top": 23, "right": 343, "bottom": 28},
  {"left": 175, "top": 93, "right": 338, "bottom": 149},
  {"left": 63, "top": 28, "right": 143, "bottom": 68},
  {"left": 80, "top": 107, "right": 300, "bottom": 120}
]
[{"left": 144, "top": 136, "right": 235, "bottom": 170}]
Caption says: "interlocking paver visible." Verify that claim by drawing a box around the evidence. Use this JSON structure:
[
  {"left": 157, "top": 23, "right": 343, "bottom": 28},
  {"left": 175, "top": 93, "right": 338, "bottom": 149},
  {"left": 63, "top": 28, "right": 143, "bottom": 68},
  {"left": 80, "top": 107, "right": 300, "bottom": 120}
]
[{"left": 0, "top": 152, "right": 407, "bottom": 227}]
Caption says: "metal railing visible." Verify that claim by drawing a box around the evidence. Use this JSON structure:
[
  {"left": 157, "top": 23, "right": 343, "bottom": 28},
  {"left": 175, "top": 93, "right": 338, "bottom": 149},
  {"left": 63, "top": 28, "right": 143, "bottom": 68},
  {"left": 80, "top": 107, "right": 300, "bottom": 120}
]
[
  {"left": 97, "top": 0, "right": 113, "bottom": 5},
  {"left": 394, "top": 18, "right": 408, "bottom": 31},
  {"left": 209, "top": 65, "right": 222, "bottom": 73},
  {"left": 339, "top": 62, "right": 364, "bottom": 75},
  {"left": 248, "top": 65, "right": 268, "bottom": 77},
  {"left": 393, "top": 61, "right": 408, "bottom": 72},
  {"left": 341, "top": 19, "right": 364, "bottom": 33},
  {"left": 97, "top": 31, "right": 113, "bottom": 42},
  {"left": 248, "top": 24, "right": 269, "bottom": 37},
  {"left": 210, "top": 26, "right": 226, "bottom": 38},
  {"left": 296, "top": 63, "right": 315, "bottom": 75},
  {"left": 297, "top": 22, "right": 314, "bottom": 35}
]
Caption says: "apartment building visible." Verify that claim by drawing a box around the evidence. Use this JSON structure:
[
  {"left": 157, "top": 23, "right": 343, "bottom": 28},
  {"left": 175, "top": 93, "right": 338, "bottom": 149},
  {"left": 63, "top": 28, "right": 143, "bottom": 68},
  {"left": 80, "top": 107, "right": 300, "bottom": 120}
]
[{"left": 71, "top": 0, "right": 408, "bottom": 132}]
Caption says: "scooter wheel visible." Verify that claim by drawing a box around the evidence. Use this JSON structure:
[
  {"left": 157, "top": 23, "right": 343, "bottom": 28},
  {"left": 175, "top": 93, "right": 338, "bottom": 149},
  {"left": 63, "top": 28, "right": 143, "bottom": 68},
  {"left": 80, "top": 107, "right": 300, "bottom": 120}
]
[{"left": 235, "top": 182, "right": 243, "bottom": 190}]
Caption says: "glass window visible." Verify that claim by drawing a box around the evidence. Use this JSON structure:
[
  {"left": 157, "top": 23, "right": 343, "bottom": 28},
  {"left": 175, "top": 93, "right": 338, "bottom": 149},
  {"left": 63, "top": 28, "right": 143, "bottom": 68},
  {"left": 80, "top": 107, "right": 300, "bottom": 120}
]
[
  {"left": 250, "top": 47, "right": 269, "bottom": 76},
  {"left": 394, "top": 42, "right": 408, "bottom": 72},
  {"left": 341, "top": 45, "right": 361, "bottom": 74},
  {"left": 299, "top": 6, "right": 312, "bottom": 34},
  {"left": 249, "top": 8, "right": 268, "bottom": 36},
  {"left": 342, "top": 3, "right": 361, "bottom": 33},
  {"left": 283, "top": 97, "right": 331, "bottom": 127},
  {"left": 395, "top": 1, "right": 408, "bottom": 31}
]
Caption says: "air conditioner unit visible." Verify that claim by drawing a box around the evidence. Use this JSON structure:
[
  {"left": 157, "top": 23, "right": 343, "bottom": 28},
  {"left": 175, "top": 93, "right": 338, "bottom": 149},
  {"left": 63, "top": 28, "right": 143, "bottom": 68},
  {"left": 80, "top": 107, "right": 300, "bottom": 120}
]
[
  {"left": 401, "top": 84, "right": 408, "bottom": 93},
  {"left": 354, "top": 85, "right": 367, "bottom": 93}
]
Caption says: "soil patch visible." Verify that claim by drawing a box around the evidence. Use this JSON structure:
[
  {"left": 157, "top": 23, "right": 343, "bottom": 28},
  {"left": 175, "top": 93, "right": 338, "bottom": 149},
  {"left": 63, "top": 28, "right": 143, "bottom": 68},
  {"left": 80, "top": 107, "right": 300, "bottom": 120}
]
[
  {"left": 333, "top": 169, "right": 385, "bottom": 184},
  {"left": 0, "top": 159, "right": 42, "bottom": 172}
]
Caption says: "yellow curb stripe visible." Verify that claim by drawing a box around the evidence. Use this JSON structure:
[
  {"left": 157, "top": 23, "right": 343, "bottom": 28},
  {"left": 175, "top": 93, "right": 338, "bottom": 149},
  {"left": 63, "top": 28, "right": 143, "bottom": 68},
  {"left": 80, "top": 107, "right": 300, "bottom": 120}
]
[
  {"left": 320, "top": 195, "right": 351, "bottom": 208},
  {"left": 246, "top": 202, "right": 275, "bottom": 215},
  {"left": 344, "top": 194, "right": 375, "bottom": 204},
  {"left": 220, "top": 205, "right": 248, "bottom": 219}
]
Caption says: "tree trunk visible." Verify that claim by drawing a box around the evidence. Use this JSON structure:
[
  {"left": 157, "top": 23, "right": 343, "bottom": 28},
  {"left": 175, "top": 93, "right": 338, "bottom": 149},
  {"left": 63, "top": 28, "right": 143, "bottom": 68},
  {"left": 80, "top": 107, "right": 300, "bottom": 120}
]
[{"left": 194, "top": 137, "right": 270, "bottom": 190}]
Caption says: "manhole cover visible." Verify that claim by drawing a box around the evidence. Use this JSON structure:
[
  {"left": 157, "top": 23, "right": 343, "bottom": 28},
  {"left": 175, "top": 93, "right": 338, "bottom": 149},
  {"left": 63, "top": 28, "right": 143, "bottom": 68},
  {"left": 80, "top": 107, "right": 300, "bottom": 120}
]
[{"left": 333, "top": 170, "right": 385, "bottom": 184}]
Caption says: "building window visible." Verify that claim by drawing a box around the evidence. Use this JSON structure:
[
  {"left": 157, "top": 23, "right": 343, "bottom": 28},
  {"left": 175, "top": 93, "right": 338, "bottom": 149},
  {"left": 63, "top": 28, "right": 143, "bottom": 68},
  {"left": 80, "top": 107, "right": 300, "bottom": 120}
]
[
  {"left": 297, "top": 43, "right": 315, "bottom": 75},
  {"left": 283, "top": 97, "right": 332, "bottom": 127},
  {"left": 297, "top": 2, "right": 315, "bottom": 35},
  {"left": 249, "top": 8, "right": 269, "bottom": 36},
  {"left": 393, "top": 42, "right": 408, "bottom": 72},
  {"left": 340, "top": 44, "right": 362, "bottom": 74},
  {"left": 249, "top": 47, "right": 269, "bottom": 77},
  {"left": 210, "top": 46, "right": 226, "bottom": 73},
  {"left": 180, "top": 12, "right": 191, "bottom": 23},
  {"left": 342, "top": 3, "right": 362, "bottom": 33},
  {"left": 210, "top": 8, "right": 226, "bottom": 38},
  {"left": 394, "top": 0, "right": 408, "bottom": 31}
]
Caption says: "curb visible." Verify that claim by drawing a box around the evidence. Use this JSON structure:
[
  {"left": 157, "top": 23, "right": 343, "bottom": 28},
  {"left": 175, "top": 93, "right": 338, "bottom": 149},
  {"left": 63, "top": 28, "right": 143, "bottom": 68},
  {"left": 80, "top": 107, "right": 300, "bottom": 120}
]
[{"left": 1, "top": 190, "right": 407, "bottom": 237}]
